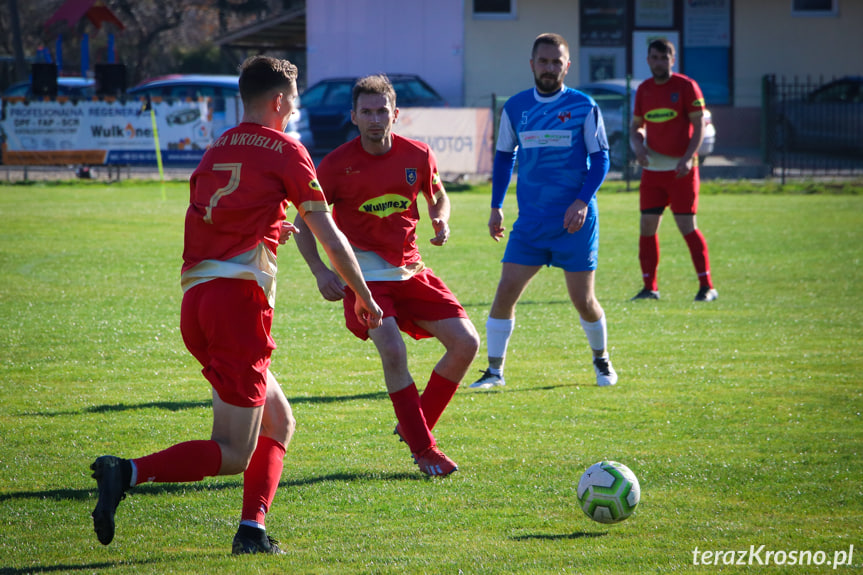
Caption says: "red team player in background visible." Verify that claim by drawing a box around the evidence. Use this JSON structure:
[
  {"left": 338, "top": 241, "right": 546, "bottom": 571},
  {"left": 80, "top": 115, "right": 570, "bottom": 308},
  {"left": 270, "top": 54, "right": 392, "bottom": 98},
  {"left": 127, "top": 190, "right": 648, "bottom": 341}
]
[
  {"left": 629, "top": 38, "right": 718, "bottom": 303},
  {"left": 293, "top": 74, "right": 479, "bottom": 477},
  {"left": 90, "top": 56, "right": 382, "bottom": 554}
]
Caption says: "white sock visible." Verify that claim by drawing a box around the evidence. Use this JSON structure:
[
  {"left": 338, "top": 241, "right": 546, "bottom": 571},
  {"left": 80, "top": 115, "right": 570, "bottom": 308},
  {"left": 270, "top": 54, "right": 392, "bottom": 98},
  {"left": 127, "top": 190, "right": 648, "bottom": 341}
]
[
  {"left": 240, "top": 520, "right": 265, "bottom": 530},
  {"left": 485, "top": 317, "right": 515, "bottom": 372},
  {"left": 580, "top": 313, "right": 608, "bottom": 356}
]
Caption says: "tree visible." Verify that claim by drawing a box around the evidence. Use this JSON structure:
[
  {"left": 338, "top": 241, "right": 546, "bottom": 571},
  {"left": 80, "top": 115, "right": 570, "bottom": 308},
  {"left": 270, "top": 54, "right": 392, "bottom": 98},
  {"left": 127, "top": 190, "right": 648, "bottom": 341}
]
[{"left": 0, "top": 0, "right": 292, "bottom": 89}]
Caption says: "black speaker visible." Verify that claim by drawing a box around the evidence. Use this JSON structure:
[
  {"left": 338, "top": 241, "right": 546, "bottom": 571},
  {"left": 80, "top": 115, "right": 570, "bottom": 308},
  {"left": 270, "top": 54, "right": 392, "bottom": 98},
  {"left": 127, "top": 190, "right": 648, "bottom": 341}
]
[
  {"left": 31, "top": 63, "right": 58, "bottom": 98},
  {"left": 95, "top": 63, "right": 127, "bottom": 97}
]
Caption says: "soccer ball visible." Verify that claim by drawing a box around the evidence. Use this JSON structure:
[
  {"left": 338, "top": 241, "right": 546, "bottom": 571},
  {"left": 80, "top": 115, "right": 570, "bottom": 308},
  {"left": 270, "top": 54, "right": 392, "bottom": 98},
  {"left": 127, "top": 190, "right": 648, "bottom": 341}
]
[{"left": 577, "top": 460, "right": 640, "bottom": 524}]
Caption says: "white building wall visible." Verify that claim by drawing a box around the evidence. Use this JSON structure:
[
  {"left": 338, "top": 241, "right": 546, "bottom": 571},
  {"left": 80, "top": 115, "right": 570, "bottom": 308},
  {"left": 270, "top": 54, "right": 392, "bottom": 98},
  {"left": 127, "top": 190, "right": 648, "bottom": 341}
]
[
  {"left": 462, "top": 0, "right": 581, "bottom": 107},
  {"left": 306, "top": 0, "right": 464, "bottom": 106},
  {"left": 734, "top": 0, "right": 863, "bottom": 107}
]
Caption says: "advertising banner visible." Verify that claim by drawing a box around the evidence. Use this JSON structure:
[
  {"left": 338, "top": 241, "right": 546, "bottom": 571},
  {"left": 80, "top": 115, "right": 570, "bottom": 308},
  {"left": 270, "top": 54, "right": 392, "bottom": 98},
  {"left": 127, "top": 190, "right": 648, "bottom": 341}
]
[
  {"left": 393, "top": 107, "right": 494, "bottom": 177},
  {"left": 1, "top": 98, "right": 212, "bottom": 166}
]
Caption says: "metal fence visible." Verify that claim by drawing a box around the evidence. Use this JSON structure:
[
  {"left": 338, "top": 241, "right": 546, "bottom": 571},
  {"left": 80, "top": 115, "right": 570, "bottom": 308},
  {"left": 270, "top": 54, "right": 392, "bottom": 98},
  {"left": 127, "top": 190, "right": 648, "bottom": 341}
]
[{"left": 762, "top": 75, "right": 863, "bottom": 183}]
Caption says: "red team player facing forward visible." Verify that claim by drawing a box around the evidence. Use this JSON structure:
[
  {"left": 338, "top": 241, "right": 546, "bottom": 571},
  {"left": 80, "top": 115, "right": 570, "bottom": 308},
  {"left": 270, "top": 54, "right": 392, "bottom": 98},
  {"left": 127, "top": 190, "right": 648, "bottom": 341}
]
[
  {"left": 629, "top": 38, "right": 718, "bottom": 303},
  {"left": 89, "top": 56, "right": 382, "bottom": 554},
  {"left": 293, "top": 74, "right": 479, "bottom": 477}
]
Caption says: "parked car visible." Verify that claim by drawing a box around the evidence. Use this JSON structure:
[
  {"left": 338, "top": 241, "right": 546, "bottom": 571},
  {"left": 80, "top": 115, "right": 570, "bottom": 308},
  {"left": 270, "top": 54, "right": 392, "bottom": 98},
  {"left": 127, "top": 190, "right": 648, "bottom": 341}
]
[
  {"left": 299, "top": 74, "right": 446, "bottom": 151},
  {"left": 128, "top": 74, "right": 312, "bottom": 143},
  {"left": 577, "top": 79, "right": 716, "bottom": 170},
  {"left": 775, "top": 75, "right": 863, "bottom": 155},
  {"left": 2, "top": 76, "right": 95, "bottom": 99}
]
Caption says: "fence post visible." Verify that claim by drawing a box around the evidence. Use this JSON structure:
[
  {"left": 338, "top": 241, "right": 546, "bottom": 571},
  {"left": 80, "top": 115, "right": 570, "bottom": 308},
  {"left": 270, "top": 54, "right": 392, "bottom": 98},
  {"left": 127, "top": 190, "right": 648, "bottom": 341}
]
[{"left": 761, "top": 74, "right": 770, "bottom": 167}]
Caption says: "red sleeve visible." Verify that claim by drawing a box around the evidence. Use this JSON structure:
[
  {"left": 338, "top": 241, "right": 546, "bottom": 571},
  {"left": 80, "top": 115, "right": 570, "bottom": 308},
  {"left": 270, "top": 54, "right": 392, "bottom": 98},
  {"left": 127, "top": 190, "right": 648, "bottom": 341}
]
[
  {"left": 685, "top": 77, "right": 706, "bottom": 114},
  {"left": 284, "top": 143, "right": 328, "bottom": 216},
  {"left": 422, "top": 146, "right": 444, "bottom": 205}
]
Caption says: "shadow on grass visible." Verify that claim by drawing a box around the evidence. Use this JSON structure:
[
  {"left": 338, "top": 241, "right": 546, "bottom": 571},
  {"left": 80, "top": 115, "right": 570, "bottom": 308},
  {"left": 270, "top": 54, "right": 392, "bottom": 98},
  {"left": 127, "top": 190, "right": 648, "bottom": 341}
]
[
  {"left": 0, "top": 562, "right": 157, "bottom": 575},
  {"left": 464, "top": 383, "right": 585, "bottom": 395},
  {"left": 460, "top": 298, "right": 571, "bottom": 310},
  {"left": 0, "top": 470, "right": 421, "bottom": 503},
  {"left": 19, "top": 391, "right": 390, "bottom": 417},
  {"left": 511, "top": 531, "right": 608, "bottom": 541}
]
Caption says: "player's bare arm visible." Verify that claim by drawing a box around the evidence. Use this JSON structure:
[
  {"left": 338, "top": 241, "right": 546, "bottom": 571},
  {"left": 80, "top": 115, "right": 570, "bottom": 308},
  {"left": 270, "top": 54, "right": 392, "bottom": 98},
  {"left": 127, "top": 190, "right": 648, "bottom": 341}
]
[
  {"left": 630, "top": 115, "right": 649, "bottom": 167},
  {"left": 278, "top": 220, "right": 300, "bottom": 244},
  {"left": 676, "top": 111, "right": 705, "bottom": 177},
  {"left": 488, "top": 208, "right": 505, "bottom": 242},
  {"left": 563, "top": 199, "right": 588, "bottom": 233},
  {"left": 292, "top": 214, "right": 346, "bottom": 302},
  {"left": 428, "top": 190, "right": 451, "bottom": 246},
  {"left": 295, "top": 213, "right": 383, "bottom": 330}
]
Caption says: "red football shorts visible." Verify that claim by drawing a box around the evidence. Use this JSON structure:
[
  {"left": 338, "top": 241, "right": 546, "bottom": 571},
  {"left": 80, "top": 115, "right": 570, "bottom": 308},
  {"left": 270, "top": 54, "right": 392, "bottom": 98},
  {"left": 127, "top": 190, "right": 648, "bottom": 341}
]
[
  {"left": 180, "top": 278, "right": 275, "bottom": 408},
  {"left": 639, "top": 164, "right": 700, "bottom": 215},
  {"left": 342, "top": 268, "right": 468, "bottom": 340}
]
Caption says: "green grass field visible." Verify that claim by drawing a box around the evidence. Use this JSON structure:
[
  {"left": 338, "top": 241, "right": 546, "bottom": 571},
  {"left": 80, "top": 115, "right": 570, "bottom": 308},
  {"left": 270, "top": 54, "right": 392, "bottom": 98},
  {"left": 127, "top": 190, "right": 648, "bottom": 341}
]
[{"left": 0, "top": 178, "right": 861, "bottom": 574}]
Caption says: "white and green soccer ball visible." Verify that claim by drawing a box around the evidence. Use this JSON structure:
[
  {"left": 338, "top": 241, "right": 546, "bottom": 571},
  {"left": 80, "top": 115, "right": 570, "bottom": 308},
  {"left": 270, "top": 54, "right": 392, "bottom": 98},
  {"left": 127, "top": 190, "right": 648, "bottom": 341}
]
[{"left": 577, "top": 461, "right": 640, "bottom": 524}]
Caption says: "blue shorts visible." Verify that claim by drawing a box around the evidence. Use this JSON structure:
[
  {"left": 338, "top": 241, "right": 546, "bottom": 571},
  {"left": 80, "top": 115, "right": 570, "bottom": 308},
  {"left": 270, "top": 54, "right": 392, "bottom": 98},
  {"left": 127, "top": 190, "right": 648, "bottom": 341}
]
[{"left": 503, "top": 209, "right": 599, "bottom": 272}]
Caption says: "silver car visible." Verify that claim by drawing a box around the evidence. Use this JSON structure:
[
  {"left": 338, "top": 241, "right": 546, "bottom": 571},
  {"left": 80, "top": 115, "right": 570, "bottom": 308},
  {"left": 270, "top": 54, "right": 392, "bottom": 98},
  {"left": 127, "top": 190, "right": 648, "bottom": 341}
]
[{"left": 577, "top": 79, "right": 716, "bottom": 170}]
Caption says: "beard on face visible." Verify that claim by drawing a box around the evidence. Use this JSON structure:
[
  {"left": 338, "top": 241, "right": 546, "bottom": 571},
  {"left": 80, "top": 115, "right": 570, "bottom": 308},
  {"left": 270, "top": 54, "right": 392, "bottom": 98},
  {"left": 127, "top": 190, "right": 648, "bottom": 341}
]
[
  {"left": 534, "top": 73, "right": 562, "bottom": 93},
  {"left": 650, "top": 65, "right": 671, "bottom": 82}
]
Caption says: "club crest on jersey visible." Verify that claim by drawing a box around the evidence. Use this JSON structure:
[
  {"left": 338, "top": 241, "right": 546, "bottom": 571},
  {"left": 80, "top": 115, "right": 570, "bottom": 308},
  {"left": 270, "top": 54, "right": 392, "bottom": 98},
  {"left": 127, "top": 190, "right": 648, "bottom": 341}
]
[
  {"left": 405, "top": 168, "right": 418, "bottom": 185},
  {"left": 360, "top": 194, "right": 411, "bottom": 218},
  {"left": 558, "top": 111, "right": 571, "bottom": 123},
  {"left": 671, "top": 92, "right": 680, "bottom": 103}
]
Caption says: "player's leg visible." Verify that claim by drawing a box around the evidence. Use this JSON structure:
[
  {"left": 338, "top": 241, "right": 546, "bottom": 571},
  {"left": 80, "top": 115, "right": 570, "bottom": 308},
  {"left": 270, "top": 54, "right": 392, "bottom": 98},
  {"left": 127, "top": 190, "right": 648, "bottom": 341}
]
[
  {"left": 369, "top": 318, "right": 435, "bottom": 452},
  {"left": 638, "top": 210, "right": 663, "bottom": 291},
  {"left": 91, "top": 396, "right": 259, "bottom": 547},
  {"left": 633, "top": 170, "right": 669, "bottom": 300},
  {"left": 565, "top": 270, "right": 617, "bottom": 387},
  {"left": 414, "top": 316, "right": 479, "bottom": 429},
  {"left": 471, "top": 262, "right": 541, "bottom": 389},
  {"left": 234, "top": 370, "right": 294, "bottom": 555},
  {"left": 91, "top": 279, "right": 268, "bottom": 546},
  {"left": 670, "top": 166, "right": 717, "bottom": 301}
]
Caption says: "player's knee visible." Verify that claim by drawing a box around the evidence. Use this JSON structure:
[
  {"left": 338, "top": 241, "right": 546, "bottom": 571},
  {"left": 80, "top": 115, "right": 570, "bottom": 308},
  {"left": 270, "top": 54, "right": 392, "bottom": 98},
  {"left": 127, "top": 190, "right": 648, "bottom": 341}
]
[
  {"left": 262, "top": 402, "right": 295, "bottom": 444},
  {"left": 462, "top": 329, "right": 480, "bottom": 360},
  {"left": 219, "top": 446, "right": 255, "bottom": 475},
  {"left": 280, "top": 410, "right": 297, "bottom": 444},
  {"left": 574, "top": 297, "right": 600, "bottom": 320}
]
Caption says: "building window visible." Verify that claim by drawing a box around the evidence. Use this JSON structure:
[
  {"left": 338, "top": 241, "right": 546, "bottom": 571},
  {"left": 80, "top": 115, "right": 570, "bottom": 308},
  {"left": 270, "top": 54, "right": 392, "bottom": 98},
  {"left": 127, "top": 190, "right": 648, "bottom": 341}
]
[
  {"left": 791, "top": 0, "right": 838, "bottom": 16},
  {"left": 474, "top": 0, "right": 516, "bottom": 19}
]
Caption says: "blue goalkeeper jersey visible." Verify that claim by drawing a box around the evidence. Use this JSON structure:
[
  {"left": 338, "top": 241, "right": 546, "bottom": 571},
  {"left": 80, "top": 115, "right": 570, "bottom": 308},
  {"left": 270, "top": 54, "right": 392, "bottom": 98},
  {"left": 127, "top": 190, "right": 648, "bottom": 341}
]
[{"left": 495, "top": 86, "right": 608, "bottom": 220}]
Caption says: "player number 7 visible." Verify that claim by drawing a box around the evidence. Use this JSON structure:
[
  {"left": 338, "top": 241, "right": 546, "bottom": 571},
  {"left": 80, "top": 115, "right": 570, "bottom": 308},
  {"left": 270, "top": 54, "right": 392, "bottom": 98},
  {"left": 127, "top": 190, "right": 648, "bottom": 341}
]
[{"left": 203, "top": 162, "right": 242, "bottom": 224}]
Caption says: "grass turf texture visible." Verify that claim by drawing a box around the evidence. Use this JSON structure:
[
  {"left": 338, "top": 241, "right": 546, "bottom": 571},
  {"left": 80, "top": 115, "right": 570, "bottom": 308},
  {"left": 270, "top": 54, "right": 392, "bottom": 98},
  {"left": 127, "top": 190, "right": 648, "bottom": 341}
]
[{"left": 0, "top": 179, "right": 861, "bottom": 574}]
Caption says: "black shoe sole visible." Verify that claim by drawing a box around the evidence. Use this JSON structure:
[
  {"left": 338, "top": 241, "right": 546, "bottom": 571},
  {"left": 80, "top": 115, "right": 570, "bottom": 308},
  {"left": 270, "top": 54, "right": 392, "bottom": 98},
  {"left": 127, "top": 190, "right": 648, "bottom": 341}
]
[
  {"left": 232, "top": 535, "right": 284, "bottom": 555},
  {"left": 91, "top": 456, "right": 125, "bottom": 545}
]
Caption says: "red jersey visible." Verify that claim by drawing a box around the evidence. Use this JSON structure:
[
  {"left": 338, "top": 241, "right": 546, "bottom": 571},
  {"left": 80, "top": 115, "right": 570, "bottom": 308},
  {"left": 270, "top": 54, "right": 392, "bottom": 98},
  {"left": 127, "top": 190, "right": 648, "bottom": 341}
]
[
  {"left": 317, "top": 134, "right": 444, "bottom": 268},
  {"left": 183, "top": 123, "right": 326, "bottom": 271},
  {"left": 182, "top": 123, "right": 328, "bottom": 306},
  {"left": 634, "top": 73, "right": 706, "bottom": 158}
]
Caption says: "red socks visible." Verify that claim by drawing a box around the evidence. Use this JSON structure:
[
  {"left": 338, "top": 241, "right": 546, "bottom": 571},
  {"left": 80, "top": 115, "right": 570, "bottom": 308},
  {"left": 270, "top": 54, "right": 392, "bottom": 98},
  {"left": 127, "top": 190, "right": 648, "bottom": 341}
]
[
  {"left": 241, "top": 436, "right": 286, "bottom": 526},
  {"left": 132, "top": 440, "right": 222, "bottom": 485},
  {"left": 640, "top": 231, "right": 713, "bottom": 289},
  {"left": 421, "top": 371, "right": 459, "bottom": 431},
  {"left": 639, "top": 234, "right": 660, "bottom": 291},
  {"left": 131, "top": 437, "right": 286, "bottom": 528},
  {"left": 684, "top": 229, "right": 713, "bottom": 288},
  {"left": 389, "top": 383, "right": 434, "bottom": 454}
]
